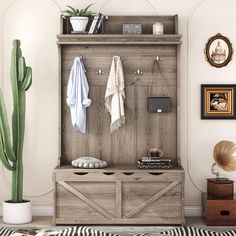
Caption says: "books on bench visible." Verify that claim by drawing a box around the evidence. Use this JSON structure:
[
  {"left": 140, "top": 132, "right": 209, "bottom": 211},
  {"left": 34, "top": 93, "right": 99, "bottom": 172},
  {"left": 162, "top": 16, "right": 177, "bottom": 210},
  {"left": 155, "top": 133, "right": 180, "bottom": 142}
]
[{"left": 138, "top": 157, "right": 174, "bottom": 169}]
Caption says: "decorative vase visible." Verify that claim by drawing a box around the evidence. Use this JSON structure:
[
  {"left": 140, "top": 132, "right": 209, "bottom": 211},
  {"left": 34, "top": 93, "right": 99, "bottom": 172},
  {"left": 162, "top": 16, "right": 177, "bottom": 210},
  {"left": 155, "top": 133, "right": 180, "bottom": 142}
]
[
  {"left": 70, "top": 16, "right": 89, "bottom": 32},
  {"left": 2, "top": 200, "right": 32, "bottom": 224}
]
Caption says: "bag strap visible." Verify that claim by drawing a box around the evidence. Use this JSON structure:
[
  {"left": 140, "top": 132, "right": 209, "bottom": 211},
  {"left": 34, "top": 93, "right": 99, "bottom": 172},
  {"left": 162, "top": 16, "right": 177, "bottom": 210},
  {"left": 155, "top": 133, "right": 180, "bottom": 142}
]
[{"left": 148, "top": 56, "right": 171, "bottom": 97}]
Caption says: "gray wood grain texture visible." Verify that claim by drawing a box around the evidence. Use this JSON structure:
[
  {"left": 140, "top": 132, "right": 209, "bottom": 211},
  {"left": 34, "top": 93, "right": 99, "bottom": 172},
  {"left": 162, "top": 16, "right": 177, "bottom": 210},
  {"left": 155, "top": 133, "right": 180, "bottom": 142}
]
[
  {"left": 55, "top": 170, "right": 184, "bottom": 225},
  {"left": 103, "top": 16, "right": 177, "bottom": 34},
  {"left": 60, "top": 44, "right": 178, "bottom": 164},
  {"left": 62, "top": 15, "right": 178, "bottom": 35},
  {"left": 55, "top": 15, "right": 184, "bottom": 226},
  {"left": 54, "top": 164, "right": 184, "bottom": 172},
  {"left": 57, "top": 34, "right": 182, "bottom": 45}
]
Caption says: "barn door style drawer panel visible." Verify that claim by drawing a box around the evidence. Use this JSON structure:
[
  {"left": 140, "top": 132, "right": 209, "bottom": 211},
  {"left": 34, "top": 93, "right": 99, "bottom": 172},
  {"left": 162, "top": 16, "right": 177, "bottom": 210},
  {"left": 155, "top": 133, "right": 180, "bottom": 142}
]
[
  {"left": 55, "top": 181, "right": 116, "bottom": 224},
  {"left": 122, "top": 181, "right": 182, "bottom": 224},
  {"left": 53, "top": 167, "right": 184, "bottom": 225}
]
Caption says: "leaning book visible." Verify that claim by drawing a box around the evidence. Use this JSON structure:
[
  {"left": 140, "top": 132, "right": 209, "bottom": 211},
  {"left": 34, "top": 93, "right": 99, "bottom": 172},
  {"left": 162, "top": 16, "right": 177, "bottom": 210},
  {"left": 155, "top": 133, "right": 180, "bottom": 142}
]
[{"left": 88, "top": 13, "right": 101, "bottom": 34}]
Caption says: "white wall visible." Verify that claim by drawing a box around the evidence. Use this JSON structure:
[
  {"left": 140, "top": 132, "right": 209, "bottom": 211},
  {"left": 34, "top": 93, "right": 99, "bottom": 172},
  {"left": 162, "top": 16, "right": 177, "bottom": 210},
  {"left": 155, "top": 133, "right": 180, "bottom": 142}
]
[
  {"left": 1, "top": 0, "right": 236, "bottom": 213},
  {"left": 187, "top": 0, "right": 236, "bottom": 200}
]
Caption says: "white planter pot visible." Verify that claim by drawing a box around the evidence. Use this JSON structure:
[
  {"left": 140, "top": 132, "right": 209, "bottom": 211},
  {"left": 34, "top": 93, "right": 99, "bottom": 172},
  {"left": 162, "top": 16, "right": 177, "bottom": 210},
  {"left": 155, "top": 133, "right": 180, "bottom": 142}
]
[
  {"left": 3, "top": 200, "right": 32, "bottom": 224},
  {"left": 70, "top": 16, "right": 89, "bottom": 32}
]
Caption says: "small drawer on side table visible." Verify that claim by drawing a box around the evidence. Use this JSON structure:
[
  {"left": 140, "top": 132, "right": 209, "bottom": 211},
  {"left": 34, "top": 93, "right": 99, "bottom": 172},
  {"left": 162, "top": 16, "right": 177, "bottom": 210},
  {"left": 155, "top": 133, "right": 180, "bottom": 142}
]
[{"left": 202, "top": 193, "right": 236, "bottom": 226}]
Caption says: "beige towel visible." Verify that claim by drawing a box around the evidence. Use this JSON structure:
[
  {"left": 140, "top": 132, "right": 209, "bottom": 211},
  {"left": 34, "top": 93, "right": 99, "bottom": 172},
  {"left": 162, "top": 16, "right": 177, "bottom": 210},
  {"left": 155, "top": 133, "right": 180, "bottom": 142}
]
[{"left": 105, "top": 56, "right": 125, "bottom": 133}]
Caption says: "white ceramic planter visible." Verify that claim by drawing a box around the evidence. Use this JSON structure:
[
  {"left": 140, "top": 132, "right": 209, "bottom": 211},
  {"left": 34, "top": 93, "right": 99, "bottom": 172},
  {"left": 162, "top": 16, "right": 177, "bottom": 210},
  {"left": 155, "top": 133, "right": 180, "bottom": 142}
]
[
  {"left": 3, "top": 200, "right": 32, "bottom": 224},
  {"left": 70, "top": 16, "right": 89, "bottom": 32}
]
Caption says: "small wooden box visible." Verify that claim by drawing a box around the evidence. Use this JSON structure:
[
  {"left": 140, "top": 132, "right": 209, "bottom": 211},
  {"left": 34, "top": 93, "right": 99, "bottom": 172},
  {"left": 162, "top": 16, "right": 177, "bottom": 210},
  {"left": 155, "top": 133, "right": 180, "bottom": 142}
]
[
  {"left": 202, "top": 193, "right": 236, "bottom": 226},
  {"left": 207, "top": 178, "right": 234, "bottom": 200}
]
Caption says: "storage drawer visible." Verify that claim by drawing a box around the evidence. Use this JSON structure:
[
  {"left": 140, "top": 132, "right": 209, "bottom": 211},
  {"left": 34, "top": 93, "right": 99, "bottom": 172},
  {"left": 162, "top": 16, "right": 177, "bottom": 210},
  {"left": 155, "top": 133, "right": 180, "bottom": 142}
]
[
  {"left": 54, "top": 168, "right": 184, "bottom": 225},
  {"left": 56, "top": 171, "right": 117, "bottom": 182},
  {"left": 122, "top": 181, "right": 182, "bottom": 224},
  {"left": 116, "top": 171, "right": 183, "bottom": 182},
  {"left": 56, "top": 181, "right": 116, "bottom": 224},
  {"left": 202, "top": 193, "right": 236, "bottom": 226}
]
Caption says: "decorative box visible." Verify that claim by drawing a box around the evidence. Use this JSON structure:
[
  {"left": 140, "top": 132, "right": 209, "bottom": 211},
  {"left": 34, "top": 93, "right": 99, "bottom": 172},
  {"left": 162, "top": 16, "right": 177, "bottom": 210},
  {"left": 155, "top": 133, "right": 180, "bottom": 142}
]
[
  {"left": 122, "top": 24, "right": 142, "bottom": 35},
  {"left": 202, "top": 193, "right": 236, "bottom": 226},
  {"left": 207, "top": 178, "right": 234, "bottom": 200}
]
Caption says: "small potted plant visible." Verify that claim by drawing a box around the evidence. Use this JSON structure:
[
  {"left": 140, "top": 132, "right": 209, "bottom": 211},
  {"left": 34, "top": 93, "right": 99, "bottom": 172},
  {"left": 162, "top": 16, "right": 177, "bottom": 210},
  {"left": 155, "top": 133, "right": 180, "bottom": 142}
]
[
  {"left": 66, "top": 4, "right": 93, "bottom": 32},
  {"left": 0, "top": 39, "right": 32, "bottom": 224}
]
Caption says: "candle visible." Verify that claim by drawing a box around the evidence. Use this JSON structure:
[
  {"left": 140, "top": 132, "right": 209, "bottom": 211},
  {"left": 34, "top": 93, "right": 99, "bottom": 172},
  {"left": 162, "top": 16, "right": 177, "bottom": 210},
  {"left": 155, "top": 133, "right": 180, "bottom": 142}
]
[{"left": 153, "top": 22, "right": 164, "bottom": 35}]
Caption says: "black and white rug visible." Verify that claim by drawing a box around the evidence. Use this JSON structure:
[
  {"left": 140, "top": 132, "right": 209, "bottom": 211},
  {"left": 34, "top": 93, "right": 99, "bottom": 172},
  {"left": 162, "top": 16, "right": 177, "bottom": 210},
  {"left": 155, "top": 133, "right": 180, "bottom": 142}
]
[{"left": 1, "top": 226, "right": 236, "bottom": 236}]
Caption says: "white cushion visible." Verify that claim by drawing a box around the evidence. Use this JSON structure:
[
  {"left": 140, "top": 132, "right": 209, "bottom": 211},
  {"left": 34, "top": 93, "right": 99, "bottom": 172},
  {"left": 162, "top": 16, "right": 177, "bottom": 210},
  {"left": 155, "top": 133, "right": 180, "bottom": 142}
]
[{"left": 71, "top": 157, "right": 108, "bottom": 168}]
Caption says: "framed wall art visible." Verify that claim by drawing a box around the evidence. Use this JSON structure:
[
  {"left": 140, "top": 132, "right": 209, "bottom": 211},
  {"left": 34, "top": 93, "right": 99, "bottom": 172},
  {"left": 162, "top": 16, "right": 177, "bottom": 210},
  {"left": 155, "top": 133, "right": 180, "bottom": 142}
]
[
  {"left": 204, "top": 33, "right": 233, "bottom": 68},
  {"left": 201, "top": 84, "right": 236, "bottom": 119}
]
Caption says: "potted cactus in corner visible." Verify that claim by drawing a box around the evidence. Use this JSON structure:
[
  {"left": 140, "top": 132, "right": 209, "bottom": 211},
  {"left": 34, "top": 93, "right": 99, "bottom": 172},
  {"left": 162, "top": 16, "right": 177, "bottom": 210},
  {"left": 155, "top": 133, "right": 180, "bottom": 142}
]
[{"left": 0, "top": 39, "right": 32, "bottom": 224}]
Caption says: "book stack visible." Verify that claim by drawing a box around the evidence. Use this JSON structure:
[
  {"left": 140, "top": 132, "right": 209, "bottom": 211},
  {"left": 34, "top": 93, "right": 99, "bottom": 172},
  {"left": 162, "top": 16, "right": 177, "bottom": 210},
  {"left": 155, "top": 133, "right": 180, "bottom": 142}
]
[
  {"left": 88, "top": 13, "right": 105, "bottom": 34},
  {"left": 138, "top": 157, "right": 174, "bottom": 169}
]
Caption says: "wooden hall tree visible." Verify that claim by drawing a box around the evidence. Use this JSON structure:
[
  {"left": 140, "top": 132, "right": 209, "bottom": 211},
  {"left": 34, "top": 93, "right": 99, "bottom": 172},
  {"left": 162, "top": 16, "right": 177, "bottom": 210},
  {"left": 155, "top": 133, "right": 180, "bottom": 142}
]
[{"left": 53, "top": 15, "right": 184, "bottom": 225}]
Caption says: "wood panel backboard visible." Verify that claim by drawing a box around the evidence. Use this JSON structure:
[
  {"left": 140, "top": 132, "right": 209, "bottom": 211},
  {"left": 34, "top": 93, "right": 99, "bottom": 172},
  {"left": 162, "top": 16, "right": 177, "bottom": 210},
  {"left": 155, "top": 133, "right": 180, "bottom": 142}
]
[{"left": 60, "top": 43, "right": 178, "bottom": 165}]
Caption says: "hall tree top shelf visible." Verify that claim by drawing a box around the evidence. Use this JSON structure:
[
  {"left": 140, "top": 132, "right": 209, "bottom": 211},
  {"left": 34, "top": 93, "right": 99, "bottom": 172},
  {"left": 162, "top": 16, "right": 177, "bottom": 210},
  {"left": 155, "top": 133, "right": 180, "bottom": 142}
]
[
  {"left": 57, "top": 34, "right": 182, "bottom": 45},
  {"left": 58, "top": 15, "right": 181, "bottom": 44}
]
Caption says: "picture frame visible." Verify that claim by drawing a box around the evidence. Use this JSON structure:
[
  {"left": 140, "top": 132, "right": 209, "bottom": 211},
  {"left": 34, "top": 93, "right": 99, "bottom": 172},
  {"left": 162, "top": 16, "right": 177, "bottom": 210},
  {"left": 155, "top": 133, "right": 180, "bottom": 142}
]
[
  {"left": 122, "top": 24, "right": 142, "bottom": 35},
  {"left": 201, "top": 84, "right": 236, "bottom": 119},
  {"left": 204, "top": 33, "right": 233, "bottom": 68}
]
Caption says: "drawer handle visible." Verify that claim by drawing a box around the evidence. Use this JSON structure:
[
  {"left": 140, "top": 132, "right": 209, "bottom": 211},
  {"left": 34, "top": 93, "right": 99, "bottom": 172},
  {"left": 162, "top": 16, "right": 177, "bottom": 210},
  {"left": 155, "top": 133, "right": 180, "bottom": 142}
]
[
  {"left": 103, "top": 172, "right": 115, "bottom": 175},
  {"left": 148, "top": 172, "right": 163, "bottom": 175},
  {"left": 123, "top": 172, "right": 134, "bottom": 175},
  {"left": 74, "top": 172, "right": 88, "bottom": 175},
  {"left": 220, "top": 210, "right": 230, "bottom": 216}
]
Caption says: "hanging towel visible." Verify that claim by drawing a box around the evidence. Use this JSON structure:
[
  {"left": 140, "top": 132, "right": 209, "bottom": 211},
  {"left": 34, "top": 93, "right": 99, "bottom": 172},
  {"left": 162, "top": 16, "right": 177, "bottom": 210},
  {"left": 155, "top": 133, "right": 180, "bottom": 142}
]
[
  {"left": 105, "top": 56, "right": 125, "bottom": 133},
  {"left": 67, "top": 57, "right": 91, "bottom": 133}
]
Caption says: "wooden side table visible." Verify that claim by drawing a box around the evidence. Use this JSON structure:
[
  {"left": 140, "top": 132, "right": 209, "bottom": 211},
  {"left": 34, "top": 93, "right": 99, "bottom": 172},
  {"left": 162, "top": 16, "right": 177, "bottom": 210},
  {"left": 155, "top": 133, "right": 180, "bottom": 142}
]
[{"left": 202, "top": 193, "right": 236, "bottom": 226}]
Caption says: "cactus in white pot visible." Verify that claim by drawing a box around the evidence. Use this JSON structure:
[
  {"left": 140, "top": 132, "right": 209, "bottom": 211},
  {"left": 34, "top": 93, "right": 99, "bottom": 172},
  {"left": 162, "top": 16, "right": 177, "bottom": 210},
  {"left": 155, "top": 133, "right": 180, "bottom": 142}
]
[
  {"left": 66, "top": 4, "right": 93, "bottom": 32},
  {"left": 0, "top": 39, "right": 32, "bottom": 224}
]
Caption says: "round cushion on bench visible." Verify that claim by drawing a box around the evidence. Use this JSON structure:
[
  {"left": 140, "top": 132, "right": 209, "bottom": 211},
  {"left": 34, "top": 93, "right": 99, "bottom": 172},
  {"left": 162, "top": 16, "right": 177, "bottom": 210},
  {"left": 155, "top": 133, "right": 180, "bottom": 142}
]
[{"left": 71, "top": 157, "right": 108, "bottom": 168}]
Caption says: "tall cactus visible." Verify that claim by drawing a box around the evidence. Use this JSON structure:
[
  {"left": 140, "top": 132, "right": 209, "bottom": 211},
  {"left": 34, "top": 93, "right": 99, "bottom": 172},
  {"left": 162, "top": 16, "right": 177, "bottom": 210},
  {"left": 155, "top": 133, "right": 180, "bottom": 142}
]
[{"left": 0, "top": 39, "right": 32, "bottom": 202}]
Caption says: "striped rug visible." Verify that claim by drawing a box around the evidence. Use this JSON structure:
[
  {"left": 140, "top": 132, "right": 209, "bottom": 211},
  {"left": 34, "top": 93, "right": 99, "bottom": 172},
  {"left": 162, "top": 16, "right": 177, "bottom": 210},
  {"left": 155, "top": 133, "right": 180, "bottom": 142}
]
[
  {"left": 156, "top": 227, "right": 236, "bottom": 236},
  {"left": 1, "top": 226, "right": 236, "bottom": 236},
  {"left": 0, "top": 227, "right": 15, "bottom": 236}
]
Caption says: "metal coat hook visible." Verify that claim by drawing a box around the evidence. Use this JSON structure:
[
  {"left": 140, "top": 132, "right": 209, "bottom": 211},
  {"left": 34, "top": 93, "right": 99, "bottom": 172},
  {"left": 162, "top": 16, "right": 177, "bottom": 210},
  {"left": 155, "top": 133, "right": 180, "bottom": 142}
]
[
  {"left": 99, "top": 145, "right": 102, "bottom": 159},
  {"left": 80, "top": 56, "right": 87, "bottom": 73},
  {"left": 135, "top": 69, "right": 143, "bottom": 75},
  {"left": 96, "top": 69, "right": 103, "bottom": 75},
  {"left": 154, "top": 56, "right": 161, "bottom": 62}
]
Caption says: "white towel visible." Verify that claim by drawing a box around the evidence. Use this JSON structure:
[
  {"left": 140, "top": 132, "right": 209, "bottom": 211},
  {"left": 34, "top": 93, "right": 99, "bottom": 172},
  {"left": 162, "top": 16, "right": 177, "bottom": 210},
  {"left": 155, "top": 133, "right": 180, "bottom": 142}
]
[
  {"left": 67, "top": 57, "right": 91, "bottom": 133},
  {"left": 105, "top": 56, "right": 125, "bottom": 133}
]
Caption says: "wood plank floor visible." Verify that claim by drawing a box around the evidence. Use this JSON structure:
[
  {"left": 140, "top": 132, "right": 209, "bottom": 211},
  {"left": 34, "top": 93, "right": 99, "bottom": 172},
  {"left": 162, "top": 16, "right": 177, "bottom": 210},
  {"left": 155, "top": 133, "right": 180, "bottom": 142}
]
[{"left": 0, "top": 217, "right": 235, "bottom": 235}]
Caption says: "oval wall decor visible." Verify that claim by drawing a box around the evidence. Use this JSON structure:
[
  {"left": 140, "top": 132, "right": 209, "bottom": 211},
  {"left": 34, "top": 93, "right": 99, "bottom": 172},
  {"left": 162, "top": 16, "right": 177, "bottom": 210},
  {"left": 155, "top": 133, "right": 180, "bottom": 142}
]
[{"left": 204, "top": 33, "right": 233, "bottom": 68}]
